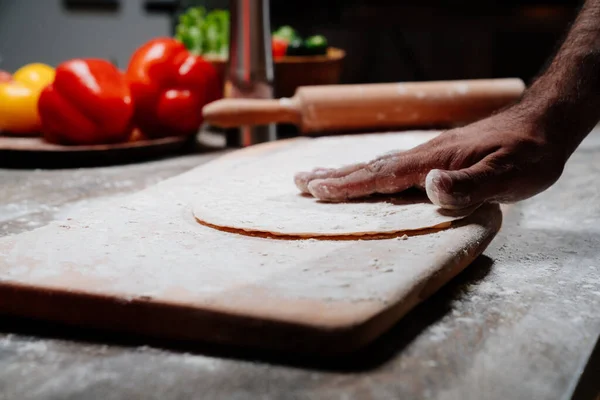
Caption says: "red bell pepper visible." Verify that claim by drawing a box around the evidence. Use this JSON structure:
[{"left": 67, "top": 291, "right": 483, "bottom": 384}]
[
  {"left": 38, "top": 59, "right": 134, "bottom": 145},
  {"left": 126, "top": 37, "right": 220, "bottom": 138}
]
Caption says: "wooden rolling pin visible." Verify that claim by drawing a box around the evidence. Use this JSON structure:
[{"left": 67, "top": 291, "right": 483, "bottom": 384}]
[{"left": 203, "top": 78, "right": 525, "bottom": 133}]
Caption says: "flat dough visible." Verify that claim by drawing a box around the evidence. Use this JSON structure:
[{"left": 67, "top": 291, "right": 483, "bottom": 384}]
[{"left": 192, "top": 131, "right": 477, "bottom": 238}]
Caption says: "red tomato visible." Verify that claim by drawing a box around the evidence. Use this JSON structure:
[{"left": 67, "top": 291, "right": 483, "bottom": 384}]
[{"left": 272, "top": 37, "right": 288, "bottom": 58}]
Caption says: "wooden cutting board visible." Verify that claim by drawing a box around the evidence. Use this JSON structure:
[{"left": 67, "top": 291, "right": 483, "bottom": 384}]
[{"left": 0, "top": 136, "right": 502, "bottom": 354}]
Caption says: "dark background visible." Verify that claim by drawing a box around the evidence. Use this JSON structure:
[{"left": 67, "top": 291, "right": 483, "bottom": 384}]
[
  {"left": 0, "top": 0, "right": 583, "bottom": 85},
  {"left": 178, "top": 0, "right": 582, "bottom": 85}
]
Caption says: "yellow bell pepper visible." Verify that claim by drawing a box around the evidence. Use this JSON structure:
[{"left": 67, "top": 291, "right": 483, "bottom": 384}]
[{"left": 0, "top": 63, "right": 55, "bottom": 135}]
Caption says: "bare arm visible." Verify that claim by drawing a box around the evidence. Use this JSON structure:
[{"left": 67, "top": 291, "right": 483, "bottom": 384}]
[
  {"left": 523, "top": 0, "right": 600, "bottom": 157},
  {"left": 295, "top": 0, "right": 600, "bottom": 209}
]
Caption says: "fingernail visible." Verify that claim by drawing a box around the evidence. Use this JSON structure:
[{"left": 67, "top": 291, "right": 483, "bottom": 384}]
[
  {"left": 426, "top": 170, "right": 471, "bottom": 209},
  {"left": 294, "top": 172, "right": 311, "bottom": 193},
  {"left": 308, "top": 179, "right": 338, "bottom": 202},
  {"left": 307, "top": 179, "right": 326, "bottom": 196},
  {"left": 430, "top": 169, "right": 452, "bottom": 193},
  {"left": 312, "top": 168, "right": 335, "bottom": 179},
  {"left": 294, "top": 168, "right": 335, "bottom": 193}
]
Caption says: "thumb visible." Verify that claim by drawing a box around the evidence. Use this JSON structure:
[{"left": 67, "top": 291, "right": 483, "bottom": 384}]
[{"left": 425, "top": 160, "right": 501, "bottom": 209}]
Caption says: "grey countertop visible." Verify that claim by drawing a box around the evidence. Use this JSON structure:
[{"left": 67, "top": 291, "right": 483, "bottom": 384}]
[{"left": 0, "top": 129, "right": 599, "bottom": 400}]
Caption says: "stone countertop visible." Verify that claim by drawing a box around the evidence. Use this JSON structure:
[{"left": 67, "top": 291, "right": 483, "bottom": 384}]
[{"left": 0, "top": 129, "right": 599, "bottom": 400}]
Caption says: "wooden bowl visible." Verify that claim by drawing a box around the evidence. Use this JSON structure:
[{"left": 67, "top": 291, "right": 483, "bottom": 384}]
[{"left": 206, "top": 47, "right": 345, "bottom": 98}]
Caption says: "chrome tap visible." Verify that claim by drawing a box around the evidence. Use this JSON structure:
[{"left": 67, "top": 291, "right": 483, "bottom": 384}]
[{"left": 224, "top": 0, "right": 276, "bottom": 147}]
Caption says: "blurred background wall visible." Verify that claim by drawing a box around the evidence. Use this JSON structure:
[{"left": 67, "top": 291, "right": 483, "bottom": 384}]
[
  {"left": 0, "top": 0, "right": 581, "bottom": 84},
  {"left": 0, "top": 0, "right": 171, "bottom": 71}
]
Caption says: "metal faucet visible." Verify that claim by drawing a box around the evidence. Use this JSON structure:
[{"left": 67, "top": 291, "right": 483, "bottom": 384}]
[{"left": 224, "top": 0, "right": 277, "bottom": 147}]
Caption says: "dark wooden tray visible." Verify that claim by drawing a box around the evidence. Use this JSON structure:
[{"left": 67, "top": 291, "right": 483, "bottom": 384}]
[{"left": 0, "top": 135, "right": 195, "bottom": 169}]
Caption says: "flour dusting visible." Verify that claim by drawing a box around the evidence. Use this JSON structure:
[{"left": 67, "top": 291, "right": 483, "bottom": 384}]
[{"left": 192, "top": 131, "right": 476, "bottom": 237}]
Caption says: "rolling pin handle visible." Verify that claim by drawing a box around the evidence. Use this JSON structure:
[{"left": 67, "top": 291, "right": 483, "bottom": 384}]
[{"left": 202, "top": 98, "right": 302, "bottom": 128}]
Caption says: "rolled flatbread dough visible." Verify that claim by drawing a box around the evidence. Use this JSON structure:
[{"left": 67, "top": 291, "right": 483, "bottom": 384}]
[{"left": 192, "top": 131, "right": 476, "bottom": 238}]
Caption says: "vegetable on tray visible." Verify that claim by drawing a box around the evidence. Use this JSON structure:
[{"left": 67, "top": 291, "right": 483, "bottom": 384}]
[
  {"left": 271, "top": 37, "right": 289, "bottom": 58},
  {"left": 175, "top": 7, "right": 229, "bottom": 58},
  {"left": 304, "top": 35, "right": 328, "bottom": 56},
  {"left": 38, "top": 59, "right": 133, "bottom": 145},
  {"left": 272, "top": 25, "right": 300, "bottom": 43},
  {"left": 277, "top": 33, "right": 328, "bottom": 57},
  {"left": 0, "top": 63, "right": 55, "bottom": 135},
  {"left": 126, "top": 37, "right": 220, "bottom": 139},
  {"left": 272, "top": 28, "right": 329, "bottom": 57},
  {"left": 1, "top": 8, "right": 333, "bottom": 147},
  {"left": 285, "top": 37, "right": 305, "bottom": 56},
  {"left": 1, "top": 33, "right": 222, "bottom": 146},
  {"left": 174, "top": 8, "right": 331, "bottom": 59}
]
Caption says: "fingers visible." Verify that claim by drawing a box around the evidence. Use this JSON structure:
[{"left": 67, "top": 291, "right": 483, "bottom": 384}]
[
  {"left": 425, "top": 156, "right": 505, "bottom": 209},
  {"left": 294, "top": 164, "right": 367, "bottom": 194},
  {"left": 294, "top": 152, "right": 401, "bottom": 193},
  {"left": 306, "top": 153, "right": 426, "bottom": 202}
]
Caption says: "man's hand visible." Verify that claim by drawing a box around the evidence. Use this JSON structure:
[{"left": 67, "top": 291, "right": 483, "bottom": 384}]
[
  {"left": 294, "top": 110, "right": 567, "bottom": 209},
  {"left": 297, "top": 0, "right": 600, "bottom": 209}
]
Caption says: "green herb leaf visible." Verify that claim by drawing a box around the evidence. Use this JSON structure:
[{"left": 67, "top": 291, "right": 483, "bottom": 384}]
[{"left": 174, "top": 6, "right": 230, "bottom": 58}]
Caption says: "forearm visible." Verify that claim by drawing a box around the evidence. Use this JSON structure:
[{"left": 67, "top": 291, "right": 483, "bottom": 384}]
[{"left": 516, "top": 0, "right": 600, "bottom": 160}]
